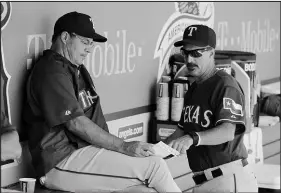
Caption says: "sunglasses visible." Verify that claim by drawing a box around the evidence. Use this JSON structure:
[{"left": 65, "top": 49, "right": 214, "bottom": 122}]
[{"left": 180, "top": 47, "right": 212, "bottom": 58}]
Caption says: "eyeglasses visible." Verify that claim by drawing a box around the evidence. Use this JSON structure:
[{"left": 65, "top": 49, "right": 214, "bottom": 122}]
[
  {"left": 72, "top": 33, "right": 95, "bottom": 47},
  {"left": 180, "top": 47, "right": 212, "bottom": 58}
]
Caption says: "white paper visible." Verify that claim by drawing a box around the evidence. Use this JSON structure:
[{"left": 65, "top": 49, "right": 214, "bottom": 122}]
[{"left": 152, "top": 141, "right": 180, "bottom": 158}]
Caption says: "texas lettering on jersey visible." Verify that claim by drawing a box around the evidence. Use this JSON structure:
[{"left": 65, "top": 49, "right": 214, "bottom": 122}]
[
  {"left": 78, "top": 89, "right": 98, "bottom": 110},
  {"left": 182, "top": 105, "right": 213, "bottom": 128}
]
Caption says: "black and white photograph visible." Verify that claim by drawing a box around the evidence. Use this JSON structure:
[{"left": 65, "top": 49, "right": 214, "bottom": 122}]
[{"left": 1, "top": 1, "right": 280, "bottom": 193}]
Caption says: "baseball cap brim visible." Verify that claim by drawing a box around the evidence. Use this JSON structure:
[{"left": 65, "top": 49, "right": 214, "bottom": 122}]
[
  {"left": 92, "top": 32, "right": 107, "bottom": 42},
  {"left": 174, "top": 39, "right": 209, "bottom": 48}
]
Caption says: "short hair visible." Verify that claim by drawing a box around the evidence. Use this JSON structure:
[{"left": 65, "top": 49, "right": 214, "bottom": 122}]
[
  {"left": 51, "top": 32, "right": 61, "bottom": 44},
  {"left": 51, "top": 31, "right": 74, "bottom": 44}
]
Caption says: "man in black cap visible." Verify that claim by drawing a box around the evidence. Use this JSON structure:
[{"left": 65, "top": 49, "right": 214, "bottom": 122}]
[
  {"left": 165, "top": 24, "right": 258, "bottom": 192},
  {"left": 23, "top": 11, "right": 181, "bottom": 192}
]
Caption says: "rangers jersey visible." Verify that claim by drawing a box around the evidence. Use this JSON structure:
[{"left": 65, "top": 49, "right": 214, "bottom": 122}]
[{"left": 178, "top": 70, "right": 248, "bottom": 172}]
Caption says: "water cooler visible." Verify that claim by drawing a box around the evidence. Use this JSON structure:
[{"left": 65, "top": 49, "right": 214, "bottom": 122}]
[{"left": 154, "top": 53, "right": 187, "bottom": 142}]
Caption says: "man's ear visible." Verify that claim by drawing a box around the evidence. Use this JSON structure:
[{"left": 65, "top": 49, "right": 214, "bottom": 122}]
[
  {"left": 60, "top": 31, "right": 70, "bottom": 44},
  {"left": 210, "top": 49, "right": 215, "bottom": 58}
]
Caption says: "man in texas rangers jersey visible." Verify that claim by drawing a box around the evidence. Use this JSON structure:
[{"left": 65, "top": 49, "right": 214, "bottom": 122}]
[
  {"left": 165, "top": 25, "right": 258, "bottom": 192},
  {"left": 23, "top": 11, "right": 181, "bottom": 193}
]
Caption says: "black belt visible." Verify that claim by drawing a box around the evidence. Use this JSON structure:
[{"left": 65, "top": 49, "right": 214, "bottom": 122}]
[{"left": 192, "top": 159, "right": 248, "bottom": 185}]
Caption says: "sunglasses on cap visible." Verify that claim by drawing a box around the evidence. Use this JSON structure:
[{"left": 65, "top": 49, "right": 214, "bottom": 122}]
[{"left": 180, "top": 47, "right": 212, "bottom": 58}]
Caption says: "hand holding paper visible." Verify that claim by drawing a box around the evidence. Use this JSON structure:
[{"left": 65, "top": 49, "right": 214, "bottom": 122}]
[{"left": 152, "top": 141, "right": 180, "bottom": 158}]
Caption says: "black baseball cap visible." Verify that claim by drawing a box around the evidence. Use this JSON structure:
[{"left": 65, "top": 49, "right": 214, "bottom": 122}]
[
  {"left": 174, "top": 24, "right": 216, "bottom": 48},
  {"left": 54, "top": 11, "right": 107, "bottom": 42}
]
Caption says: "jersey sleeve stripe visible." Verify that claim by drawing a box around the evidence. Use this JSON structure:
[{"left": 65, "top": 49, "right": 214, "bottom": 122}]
[
  {"left": 178, "top": 124, "right": 183, "bottom": 128},
  {"left": 215, "top": 119, "right": 245, "bottom": 126}
]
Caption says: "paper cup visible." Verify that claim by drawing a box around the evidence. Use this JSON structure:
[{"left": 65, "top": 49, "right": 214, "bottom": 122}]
[
  {"left": 171, "top": 97, "right": 184, "bottom": 121},
  {"left": 156, "top": 97, "right": 170, "bottom": 121},
  {"left": 172, "top": 83, "right": 184, "bottom": 98},
  {"left": 19, "top": 178, "right": 36, "bottom": 193},
  {"left": 157, "top": 83, "right": 169, "bottom": 98},
  {"left": 177, "top": 76, "right": 189, "bottom": 94}
]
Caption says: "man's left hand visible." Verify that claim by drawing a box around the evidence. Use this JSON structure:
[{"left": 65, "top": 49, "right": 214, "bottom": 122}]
[{"left": 168, "top": 134, "right": 193, "bottom": 154}]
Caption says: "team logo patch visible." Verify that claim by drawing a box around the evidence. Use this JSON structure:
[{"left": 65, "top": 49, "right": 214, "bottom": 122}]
[
  {"left": 223, "top": 98, "right": 243, "bottom": 116},
  {"left": 78, "top": 89, "right": 97, "bottom": 110}
]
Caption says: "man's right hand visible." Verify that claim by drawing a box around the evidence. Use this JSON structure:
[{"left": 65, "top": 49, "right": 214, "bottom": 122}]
[
  {"left": 66, "top": 116, "right": 156, "bottom": 157},
  {"left": 121, "top": 141, "right": 155, "bottom": 157}
]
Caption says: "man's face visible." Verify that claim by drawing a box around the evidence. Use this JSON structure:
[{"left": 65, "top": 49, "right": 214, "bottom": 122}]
[
  {"left": 66, "top": 33, "right": 95, "bottom": 65},
  {"left": 181, "top": 44, "right": 213, "bottom": 78}
]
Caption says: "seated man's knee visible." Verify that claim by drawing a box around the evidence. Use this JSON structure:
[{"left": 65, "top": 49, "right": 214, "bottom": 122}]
[{"left": 148, "top": 156, "right": 167, "bottom": 167}]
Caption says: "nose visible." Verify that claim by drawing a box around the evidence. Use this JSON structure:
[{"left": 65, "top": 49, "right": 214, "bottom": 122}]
[
  {"left": 185, "top": 54, "right": 194, "bottom": 64},
  {"left": 85, "top": 46, "right": 93, "bottom": 53}
]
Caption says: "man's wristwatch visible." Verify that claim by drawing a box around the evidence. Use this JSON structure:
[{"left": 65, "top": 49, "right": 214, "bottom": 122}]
[{"left": 186, "top": 131, "right": 199, "bottom": 146}]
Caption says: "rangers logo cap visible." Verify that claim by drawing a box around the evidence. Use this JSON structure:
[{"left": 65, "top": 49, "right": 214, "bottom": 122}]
[
  {"left": 174, "top": 24, "right": 216, "bottom": 48},
  {"left": 54, "top": 11, "right": 107, "bottom": 42}
]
